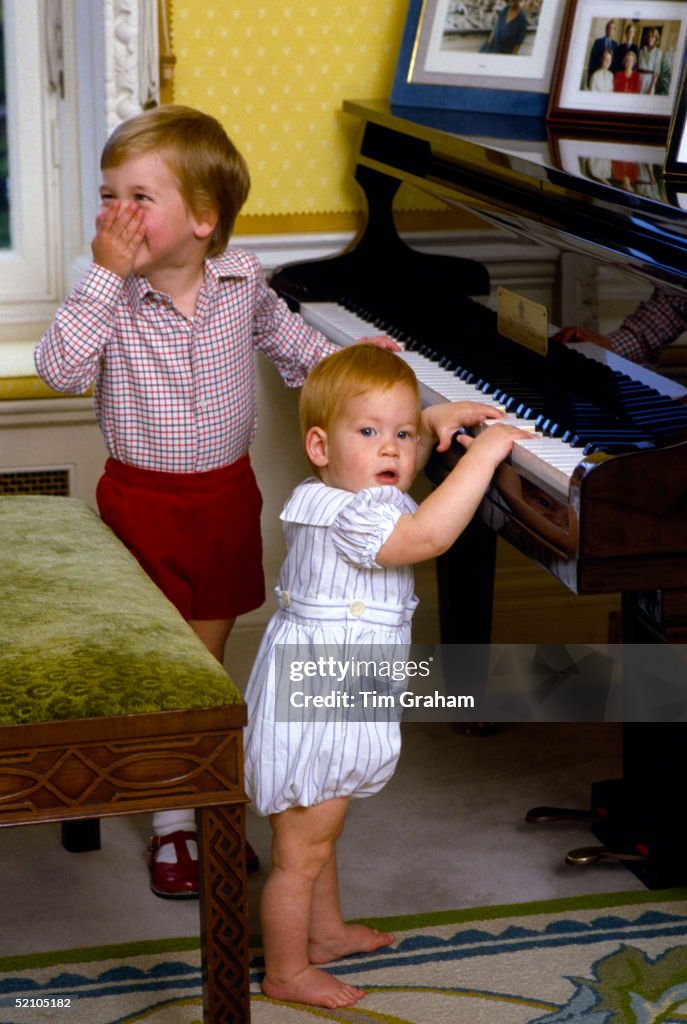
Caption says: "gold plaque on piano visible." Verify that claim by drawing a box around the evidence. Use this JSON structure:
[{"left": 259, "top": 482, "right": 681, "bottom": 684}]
[{"left": 497, "top": 287, "right": 548, "bottom": 356}]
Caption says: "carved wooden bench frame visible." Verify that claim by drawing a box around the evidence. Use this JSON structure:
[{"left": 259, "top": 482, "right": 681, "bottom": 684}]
[{"left": 0, "top": 704, "right": 250, "bottom": 1024}]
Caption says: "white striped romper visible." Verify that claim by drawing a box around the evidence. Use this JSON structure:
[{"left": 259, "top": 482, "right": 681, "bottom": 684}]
[{"left": 243, "top": 478, "right": 419, "bottom": 816}]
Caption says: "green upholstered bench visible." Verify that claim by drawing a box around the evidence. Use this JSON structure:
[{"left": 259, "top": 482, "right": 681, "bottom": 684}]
[{"left": 0, "top": 495, "right": 250, "bottom": 1023}]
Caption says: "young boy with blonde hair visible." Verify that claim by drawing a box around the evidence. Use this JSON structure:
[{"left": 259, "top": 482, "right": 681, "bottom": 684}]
[{"left": 35, "top": 104, "right": 351, "bottom": 897}]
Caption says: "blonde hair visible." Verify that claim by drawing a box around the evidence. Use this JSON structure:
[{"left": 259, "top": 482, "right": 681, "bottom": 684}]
[
  {"left": 300, "top": 346, "right": 421, "bottom": 473},
  {"left": 100, "top": 105, "right": 250, "bottom": 257}
]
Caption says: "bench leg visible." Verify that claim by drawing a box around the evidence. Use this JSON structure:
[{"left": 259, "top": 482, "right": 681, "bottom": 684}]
[
  {"left": 61, "top": 819, "right": 101, "bottom": 852},
  {"left": 197, "top": 803, "right": 250, "bottom": 1024}
]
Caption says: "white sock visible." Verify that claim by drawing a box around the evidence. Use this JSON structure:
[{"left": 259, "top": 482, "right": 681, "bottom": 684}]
[{"left": 152, "top": 809, "right": 197, "bottom": 864}]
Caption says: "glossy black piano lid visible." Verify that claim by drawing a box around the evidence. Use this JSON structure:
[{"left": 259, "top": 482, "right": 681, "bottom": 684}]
[{"left": 346, "top": 100, "right": 687, "bottom": 298}]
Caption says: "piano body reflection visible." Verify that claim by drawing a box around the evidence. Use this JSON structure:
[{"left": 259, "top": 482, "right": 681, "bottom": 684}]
[{"left": 270, "top": 100, "right": 687, "bottom": 889}]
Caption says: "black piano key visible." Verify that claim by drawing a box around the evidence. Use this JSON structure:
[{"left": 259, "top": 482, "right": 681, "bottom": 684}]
[
  {"left": 583, "top": 440, "right": 654, "bottom": 454},
  {"left": 631, "top": 408, "right": 687, "bottom": 426},
  {"left": 620, "top": 397, "right": 676, "bottom": 412},
  {"left": 651, "top": 423, "right": 687, "bottom": 437}
]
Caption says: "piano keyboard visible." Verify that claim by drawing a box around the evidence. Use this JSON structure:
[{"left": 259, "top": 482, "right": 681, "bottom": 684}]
[{"left": 300, "top": 300, "right": 687, "bottom": 501}]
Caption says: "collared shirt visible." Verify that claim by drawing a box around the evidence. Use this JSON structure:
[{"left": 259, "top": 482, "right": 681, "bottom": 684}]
[
  {"left": 35, "top": 249, "right": 335, "bottom": 472},
  {"left": 608, "top": 287, "right": 687, "bottom": 364}
]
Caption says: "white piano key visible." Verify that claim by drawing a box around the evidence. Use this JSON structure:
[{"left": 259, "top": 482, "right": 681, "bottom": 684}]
[
  {"left": 300, "top": 301, "right": 584, "bottom": 499},
  {"left": 300, "top": 303, "right": 376, "bottom": 346}
]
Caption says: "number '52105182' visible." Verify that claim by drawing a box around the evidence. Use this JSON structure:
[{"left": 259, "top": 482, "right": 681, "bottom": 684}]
[{"left": 14, "top": 999, "right": 72, "bottom": 1008}]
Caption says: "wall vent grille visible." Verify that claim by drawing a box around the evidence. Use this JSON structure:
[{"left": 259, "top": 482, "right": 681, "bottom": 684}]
[{"left": 0, "top": 468, "right": 71, "bottom": 496}]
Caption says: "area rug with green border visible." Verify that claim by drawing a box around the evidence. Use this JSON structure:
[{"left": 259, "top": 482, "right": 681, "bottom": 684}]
[{"left": 2, "top": 889, "right": 687, "bottom": 1023}]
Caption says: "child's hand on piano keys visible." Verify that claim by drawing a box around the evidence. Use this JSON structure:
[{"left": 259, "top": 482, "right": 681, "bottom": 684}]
[
  {"left": 455, "top": 422, "right": 533, "bottom": 464},
  {"left": 423, "top": 401, "right": 505, "bottom": 452},
  {"left": 354, "top": 335, "right": 402, "bottom": 352}
]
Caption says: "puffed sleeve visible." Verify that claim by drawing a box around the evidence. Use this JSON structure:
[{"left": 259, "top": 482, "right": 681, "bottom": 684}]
[{"left": 330, "top": 486, "right": 416, "bottom": 569}]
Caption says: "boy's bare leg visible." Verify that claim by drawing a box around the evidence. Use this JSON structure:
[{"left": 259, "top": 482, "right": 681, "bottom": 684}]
[
  {"left": 152, "top": 614, "right": 259, "bottom": 887},
  {"left": 187, "top": 614, "right": 259, "bottom": 864},
  {"left": 261, "top": 798, "right": 365, "bottom": 1008},
  {"left": 188, "top": 617, "right": 236, "bottom": 662},
  {"left": 308, "top": 850, "right": 395, "bottom": 964}
]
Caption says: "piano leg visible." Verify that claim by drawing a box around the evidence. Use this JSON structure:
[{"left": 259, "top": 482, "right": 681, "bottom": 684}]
[
  {"left": 529, "top": 590, "right": 687, "bottom": 889},
  {"left": 582, "top": 593, "right": 687, "bottom": 888},
  {"left": 436, "top": 515, "right": 496, "bottom": 647},
  {"left": 436, "top": 516, "right": 496, "bottom": 730}
]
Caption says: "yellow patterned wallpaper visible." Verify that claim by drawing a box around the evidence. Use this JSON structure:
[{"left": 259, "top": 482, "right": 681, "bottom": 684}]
[{"left": 170, "top": 1, "right": 463, "bottom": 233}]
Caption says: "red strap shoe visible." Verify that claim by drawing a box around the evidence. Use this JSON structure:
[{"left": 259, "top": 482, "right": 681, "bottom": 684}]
[
  {"left": 149, "top": 830, "right": 199, "bottom": 899},
  {"left": 149, "top": 830, "right": 261, "bottom": 898}
]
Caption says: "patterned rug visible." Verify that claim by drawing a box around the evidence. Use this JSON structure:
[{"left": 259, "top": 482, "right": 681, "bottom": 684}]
[{"left": 2, "top": 889, "right": 687, "bottom": 1023}]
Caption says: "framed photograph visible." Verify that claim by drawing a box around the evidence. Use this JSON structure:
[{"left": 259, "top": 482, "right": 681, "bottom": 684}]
[
  {"left": 547, "top": 0, "right": 687, "bottom": 130},
  {"left": 664, "top": 62, "right": 687, "bottom": 174},
  {"left": 391, "top": 0, "right": 569, "bottom": 116},
  {"left": 551, "top": 134, "right": 669, "bottom": 199}
]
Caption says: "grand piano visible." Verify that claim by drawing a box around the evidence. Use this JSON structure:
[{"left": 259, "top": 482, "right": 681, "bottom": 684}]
[{"left": 270, "top": 99, "right": 687, "bottom": 888}]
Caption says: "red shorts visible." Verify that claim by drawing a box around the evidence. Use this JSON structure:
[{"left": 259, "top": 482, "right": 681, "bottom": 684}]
[{"left": 96, "top": 456, "right": 265, "bottom": 621}]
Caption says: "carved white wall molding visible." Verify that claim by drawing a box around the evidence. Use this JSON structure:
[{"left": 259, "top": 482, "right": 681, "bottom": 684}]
[{"left": 102, "top": 0, "right": 159, "bottom": 134}]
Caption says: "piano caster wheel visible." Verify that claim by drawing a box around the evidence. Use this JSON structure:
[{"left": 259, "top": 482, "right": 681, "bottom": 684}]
[
  {"left": 525, "top": 805, "right": 597, "bottom": 824},
  {"left": 565, "top": 845, "right": 647, "bottom": 866}
]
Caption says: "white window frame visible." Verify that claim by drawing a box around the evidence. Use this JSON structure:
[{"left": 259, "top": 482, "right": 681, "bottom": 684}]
[
  {"left": 0, "top": 0, "right": 158, "bottom": 341},
  {"left": 0, "top": 0, "right": 61, "bottom": 334}
]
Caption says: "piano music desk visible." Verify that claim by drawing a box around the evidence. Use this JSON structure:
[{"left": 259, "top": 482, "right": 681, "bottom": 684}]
[{"left": 0, "top": 496, "right": 250, "bottom": 1024}]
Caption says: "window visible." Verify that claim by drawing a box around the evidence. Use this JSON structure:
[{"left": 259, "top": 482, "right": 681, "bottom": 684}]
[
  {"left": 0, "top": 0, "right": 61, "bottom": 332},
  {"left": 0, "top": 1, "right": 8, "bottom": 249},
  {"left": 0, "top": 0, "right": 159, "bottom": 340}
]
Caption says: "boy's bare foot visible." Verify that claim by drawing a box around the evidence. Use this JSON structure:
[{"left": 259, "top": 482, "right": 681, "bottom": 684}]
[
  {"left": 309, "top": 922, "right": 395, "bottom": 964},
  {"left": 262, "top": 964, "right": 364, "bottom": 1008}
]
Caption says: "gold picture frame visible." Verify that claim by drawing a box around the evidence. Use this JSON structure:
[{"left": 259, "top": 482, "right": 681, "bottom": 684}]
[{"left": 158, "top": 0, "right": 175, "bottom": 103}]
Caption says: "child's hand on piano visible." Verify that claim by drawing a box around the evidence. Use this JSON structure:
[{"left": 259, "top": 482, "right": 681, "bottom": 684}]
[
  {"left": 423, "top": 401, "right": 505, "bottom": 453},
  {"left": 354, "top": 335, "right": 402, "bottom": 352},
  {"left": 455, "top": 422, "right": 532, "bottom": 464}
]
